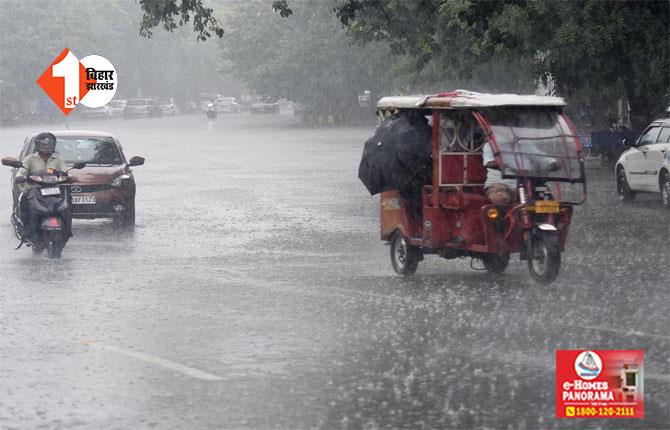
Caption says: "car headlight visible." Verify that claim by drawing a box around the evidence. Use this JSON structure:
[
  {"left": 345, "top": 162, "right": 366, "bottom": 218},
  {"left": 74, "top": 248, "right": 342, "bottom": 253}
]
[{"left": 110, "top": 174, "right": 131, "bottom": 188}]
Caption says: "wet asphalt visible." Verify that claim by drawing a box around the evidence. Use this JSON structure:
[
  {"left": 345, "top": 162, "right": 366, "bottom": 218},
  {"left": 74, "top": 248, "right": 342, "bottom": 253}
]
[{"left": 0, "top": 113, "right": 668, "bottom": 429}]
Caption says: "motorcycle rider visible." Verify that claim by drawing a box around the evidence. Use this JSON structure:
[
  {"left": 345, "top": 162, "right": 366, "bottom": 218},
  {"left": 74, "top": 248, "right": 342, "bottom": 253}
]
[{"left": 15, "top": 132, "right": 72, "bottom": 241}]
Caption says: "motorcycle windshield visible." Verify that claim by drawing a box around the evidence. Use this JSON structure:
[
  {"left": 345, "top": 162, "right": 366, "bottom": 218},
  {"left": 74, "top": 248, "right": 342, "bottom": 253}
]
[{"left": 482, "top": 107, "right": 583, "bottom": 181}]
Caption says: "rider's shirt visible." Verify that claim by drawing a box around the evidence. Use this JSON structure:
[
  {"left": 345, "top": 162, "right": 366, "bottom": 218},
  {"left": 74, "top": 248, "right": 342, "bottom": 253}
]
[{"left": 16, "top": 152, "right": 67, "bottom": 191}]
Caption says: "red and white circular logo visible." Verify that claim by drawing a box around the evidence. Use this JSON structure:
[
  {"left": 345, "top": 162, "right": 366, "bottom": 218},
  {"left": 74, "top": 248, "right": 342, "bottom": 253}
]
[
  {"left": 36, "top": 48, "right": 117, "bottom": 115},
  {"left": 574, "top": 350, "right": 602, "bottom": 380}
]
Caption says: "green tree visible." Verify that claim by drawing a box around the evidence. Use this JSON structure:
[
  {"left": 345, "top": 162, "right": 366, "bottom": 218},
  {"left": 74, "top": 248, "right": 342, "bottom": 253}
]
[
  {"left": 220, "top": 0, "right": 399, "bottom": 118},
  {"left": 140, "top": 0, "right": 670, "bottom": 128}
]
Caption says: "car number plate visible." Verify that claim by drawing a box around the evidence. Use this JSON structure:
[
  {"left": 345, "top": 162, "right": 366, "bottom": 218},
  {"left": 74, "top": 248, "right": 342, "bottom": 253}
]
[
  {"left": 72, "top": 194, "right": 96, "bottom": 205},
  {"left": 534, "top": 200, "right": 560, "bottom": 213},
  {"left": 40, "top": 187, "right": 60, "bottom": 196}
]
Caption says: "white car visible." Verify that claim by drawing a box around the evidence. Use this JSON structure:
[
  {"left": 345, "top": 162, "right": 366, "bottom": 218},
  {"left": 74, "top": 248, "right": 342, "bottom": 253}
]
[
  {"left": 216, "top": 97, "right": 241, "bottom": 113},
  {"left": 615, "top": 117, "right": 670, "bottom": 208},
  {"left": 106, "top": 99, "right": 127, "bottom": 117}
]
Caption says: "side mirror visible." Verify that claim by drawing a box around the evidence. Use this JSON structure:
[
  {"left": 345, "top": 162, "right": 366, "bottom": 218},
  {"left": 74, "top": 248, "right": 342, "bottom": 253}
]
[
  {"left": 128, "top": 156, "right": 145, "bottom": 167},
  {"left": 622, "top": 137, "right": 636, "bottom": 148},
  {"left": 1, "top": 157, "right": 22, "bottom": 169},
  {"left": 72, "top": 162, "right": 86, "bottom": 170}
]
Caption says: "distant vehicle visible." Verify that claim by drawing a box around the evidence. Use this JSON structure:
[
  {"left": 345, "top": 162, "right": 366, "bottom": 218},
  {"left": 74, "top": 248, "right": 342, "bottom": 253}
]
[
  {"left": 206, "top": 102, "right": 217, "bottom": 120},
  {"left": 199, "top": 93, "right": 221, "bottom": 111},
  {"left": 588, "top": 129, "right": 639, "bottom": 169},
  {"left": 123, "top": 98, "right": 162, "bottom": 118},
  {"left": 615, "top": 116, "right": 670, "bottom": 208},
  {"left": 250, "top": 96, "right": 280, "bottom": 114},
  {"left": 159, "top": 97, "right": 180, "bottom": 116},
  {"left": 293, "top": 102, "right": 312, "bottom": 116},
  {"left": 216, "top": 97, "right": 241, "bottom": 113},
  {"left": 106, "top": 99, "right": 127, "bottom": 117},
  {"left": 79, "top": 105, "right": 111, "bottom": 119},
  {"left": 7, "top": 131, "right": 145, "bottom": 228}
]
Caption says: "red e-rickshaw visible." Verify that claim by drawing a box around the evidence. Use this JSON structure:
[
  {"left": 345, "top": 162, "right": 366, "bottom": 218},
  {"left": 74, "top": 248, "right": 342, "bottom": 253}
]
[{"left": 370, "top": 91, "right": 586, "bottom": 284}]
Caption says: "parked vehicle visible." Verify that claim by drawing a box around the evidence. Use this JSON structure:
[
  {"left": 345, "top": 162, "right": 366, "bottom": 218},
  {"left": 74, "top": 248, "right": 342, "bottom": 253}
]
[
  {"left": 123, "top": 98, "right": 162, "bottom": 118},
  {"left": 7, "top": 131, "right": 145, "bottom": 228},
  {"left": 159, "top": 97, "right": 180, "bottom": 116},
  {"left": 359, "top": 91, "right": 586, "bottom": 284},
  {"left": 106, "top": 99, "right": 127, "bottom": 117},
  {"left": 79, "top": 105, "right": 111, "bottom": 119},
  {"left": 216, "top": 97, "right": 241, "bottom": 113},
  {"left": 589, "top": 129, "right": 639, "bottom": 169},
  {"left": 1, "top": 158, "right": 85, "bottom": 258},
  {"left": 250, "top": 96, "right": 280, "bottom": 114},
  {"left": 615, "top": 116, "right": 670, "bottom": 208}
]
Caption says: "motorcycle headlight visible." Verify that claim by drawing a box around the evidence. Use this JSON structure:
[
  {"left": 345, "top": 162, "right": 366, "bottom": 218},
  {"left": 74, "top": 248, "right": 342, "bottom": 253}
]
[{"left": 110, "top": 174, "right": 131, "bottom": 188}]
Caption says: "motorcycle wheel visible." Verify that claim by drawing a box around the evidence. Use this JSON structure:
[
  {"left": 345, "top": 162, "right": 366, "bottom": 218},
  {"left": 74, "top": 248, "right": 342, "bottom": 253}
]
[
  {"left": 46, "top": 232, "right": 63, "bottom": 259},
  {"left": 31, "top": 243, "right": 45, "bottom": 254},
  {"left": 482, "top": 252, "right": 510, "bottom": 274},
  {"left": 527, "top": 232, "right": 561, "bottom": 284},
  {"left": 390, "top": 232, "right": 420, "bottom": 276}
]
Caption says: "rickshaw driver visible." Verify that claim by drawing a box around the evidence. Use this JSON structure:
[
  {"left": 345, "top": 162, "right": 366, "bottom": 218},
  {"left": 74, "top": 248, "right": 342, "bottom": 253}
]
[{"left": 482, "top": 141, "right": 515, "bottom": 205}]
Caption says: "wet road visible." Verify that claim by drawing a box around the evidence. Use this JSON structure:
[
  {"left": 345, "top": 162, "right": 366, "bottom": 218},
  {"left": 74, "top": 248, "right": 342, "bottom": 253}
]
[{"left": 0, "top": 113, "right": 668, "bottom": 429}]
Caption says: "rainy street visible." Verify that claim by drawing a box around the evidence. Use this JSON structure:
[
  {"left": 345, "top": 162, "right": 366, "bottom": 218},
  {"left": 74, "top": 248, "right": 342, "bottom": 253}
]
[{"left": 0, "top": 113, "right": 668, "bottom": 429}]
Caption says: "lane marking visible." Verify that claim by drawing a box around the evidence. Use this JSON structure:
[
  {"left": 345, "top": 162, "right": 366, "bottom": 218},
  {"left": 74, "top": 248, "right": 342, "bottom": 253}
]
[{"left": 81, "top": 340, "right": 223, "bottom": 381}]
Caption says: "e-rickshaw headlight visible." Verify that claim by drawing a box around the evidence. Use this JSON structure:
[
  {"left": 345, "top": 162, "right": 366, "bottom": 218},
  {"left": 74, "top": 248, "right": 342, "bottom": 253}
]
[{"left": 486, "top": 208, "right": 500, "bottom": 220}]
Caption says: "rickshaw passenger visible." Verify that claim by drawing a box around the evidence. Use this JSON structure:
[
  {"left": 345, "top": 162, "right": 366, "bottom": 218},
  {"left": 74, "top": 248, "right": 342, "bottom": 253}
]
[{"left": 483, "top": 142, "right": 515, "bottom": 205}]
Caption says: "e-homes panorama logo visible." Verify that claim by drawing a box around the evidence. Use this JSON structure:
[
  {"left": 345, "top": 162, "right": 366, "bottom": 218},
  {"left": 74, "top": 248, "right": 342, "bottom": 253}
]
[{"left": 37, "top": 48, "right": 117, "bottom": 115}]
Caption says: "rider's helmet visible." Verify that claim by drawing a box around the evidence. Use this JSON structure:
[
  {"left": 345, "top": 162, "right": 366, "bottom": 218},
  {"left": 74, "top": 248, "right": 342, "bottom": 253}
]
[{"left": 34, "top": 132, "right": 57, "bottom": 156}]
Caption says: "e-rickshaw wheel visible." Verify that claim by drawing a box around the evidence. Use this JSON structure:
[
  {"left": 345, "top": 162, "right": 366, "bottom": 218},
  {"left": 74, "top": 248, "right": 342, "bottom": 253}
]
[
  {"left": 527, "top": 232, "right": 561, "bottom": 284},
  {"left": 482, "top": 252, "right": 510, "bottom": 274},
  {"left": 390, "top": 231, "right": 420, "bottom": 276}
]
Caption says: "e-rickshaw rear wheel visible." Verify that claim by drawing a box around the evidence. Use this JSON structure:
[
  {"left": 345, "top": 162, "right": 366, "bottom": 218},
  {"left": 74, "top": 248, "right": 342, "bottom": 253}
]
[
  {"left": 482, "top": 252, "right": 510, "bottom": 274},
  {"left": 527, "top": 232, "right": 561, "bottom": 284},
  {"left": 390, "top": 231, "right": 420, "bottom": 276}
]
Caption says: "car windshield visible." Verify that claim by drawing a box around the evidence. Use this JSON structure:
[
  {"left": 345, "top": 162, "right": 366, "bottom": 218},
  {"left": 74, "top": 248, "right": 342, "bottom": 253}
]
[
  {"left": 481, "top": 107, "right": 583, "bottom": 180},
  {"left": 54, "top": 137, "right": 122, "bottom": 165}
]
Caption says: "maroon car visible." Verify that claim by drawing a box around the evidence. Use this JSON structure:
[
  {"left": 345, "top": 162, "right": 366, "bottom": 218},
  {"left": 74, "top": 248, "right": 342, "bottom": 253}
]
[{"left": 9, "top": 130, "right": 144, "bottom": 228}]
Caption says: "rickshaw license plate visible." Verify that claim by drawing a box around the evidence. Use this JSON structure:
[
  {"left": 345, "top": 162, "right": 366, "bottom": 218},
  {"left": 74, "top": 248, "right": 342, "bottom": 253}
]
[
  {"left": 40, "top": 187, "right": 60, "bottom": 196},
  {"left": 534, "top": 200, "right": 560, "bottom": 213},
  {"left": 72, "top": 194, "right": 96, "bottom": 204}
]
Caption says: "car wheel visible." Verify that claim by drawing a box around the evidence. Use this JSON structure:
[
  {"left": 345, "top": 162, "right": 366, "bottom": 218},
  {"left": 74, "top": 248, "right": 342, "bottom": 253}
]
[
  {"left": 113, "top": 202, "right": 135, "bottom": 229},
  {"left": 661, "top": 173, "right": 670, "bottom": 209},
  {"left": 482, "top": 252, "right": 510, "bottom": 274},
  {"left": 616, "top": 167, "right": 636, "bottom": 202},
  {"left": 390, "top": 231, "right": 420, "bottom": 276}
]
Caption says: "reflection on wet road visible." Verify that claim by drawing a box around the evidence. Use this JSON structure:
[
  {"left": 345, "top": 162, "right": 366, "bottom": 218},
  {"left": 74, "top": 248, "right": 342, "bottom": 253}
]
[{"left": 1, "top": 114, "right": 668, "bottom": 428}]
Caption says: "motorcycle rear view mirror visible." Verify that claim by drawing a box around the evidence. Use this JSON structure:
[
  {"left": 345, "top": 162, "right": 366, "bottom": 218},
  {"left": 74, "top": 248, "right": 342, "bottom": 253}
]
[{"left": 1, "top": 157, "right": 22, "bottom": 169}]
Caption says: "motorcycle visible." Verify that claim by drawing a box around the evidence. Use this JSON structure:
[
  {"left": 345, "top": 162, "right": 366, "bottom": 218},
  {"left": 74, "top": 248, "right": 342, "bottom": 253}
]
[
  {"left": 1, "top": 158, "right": 85, "bottom": 258},
  {"left": 206, "top": 102, "right": 217, "bottom": 120}
]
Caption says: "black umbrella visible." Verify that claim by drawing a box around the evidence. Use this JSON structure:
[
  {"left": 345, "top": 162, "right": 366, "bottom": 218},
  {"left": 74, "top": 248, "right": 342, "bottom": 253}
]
[{"left": 358, "top": 113, "right": 432, "bottom": 196}]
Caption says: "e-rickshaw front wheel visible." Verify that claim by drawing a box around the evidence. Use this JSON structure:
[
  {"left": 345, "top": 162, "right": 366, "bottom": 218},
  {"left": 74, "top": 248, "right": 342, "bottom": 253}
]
[
  {"left": 390, "top": 232, "right": 420, "bottom": 276},
  {"left": 527, "top": 232, "right": 561, "bottom": 284}
]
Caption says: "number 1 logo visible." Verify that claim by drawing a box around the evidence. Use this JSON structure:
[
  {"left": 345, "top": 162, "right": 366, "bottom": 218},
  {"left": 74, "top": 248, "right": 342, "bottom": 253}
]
[{"left": 36, "top": 48, "right": 92, "bottom": 115}]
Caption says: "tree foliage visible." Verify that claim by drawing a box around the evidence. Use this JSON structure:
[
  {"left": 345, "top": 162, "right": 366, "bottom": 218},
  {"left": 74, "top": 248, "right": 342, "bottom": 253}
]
[
  {"left": 220, "top": 0, "right": 400, "bottom": 118},
  {"left": 139, "top": 0, "right": 669, "bottom": 128}
]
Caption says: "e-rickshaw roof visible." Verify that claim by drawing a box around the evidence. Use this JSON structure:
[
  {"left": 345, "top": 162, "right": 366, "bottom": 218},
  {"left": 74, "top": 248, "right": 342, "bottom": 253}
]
[{"left": 376, "top": 90, "right": 565, "bottom": 110}]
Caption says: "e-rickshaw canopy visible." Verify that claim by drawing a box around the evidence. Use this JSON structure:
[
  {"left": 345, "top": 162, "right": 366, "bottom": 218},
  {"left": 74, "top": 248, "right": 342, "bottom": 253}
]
[{"left": 376, "top": 90, "right": 565, "bottom": 111}]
